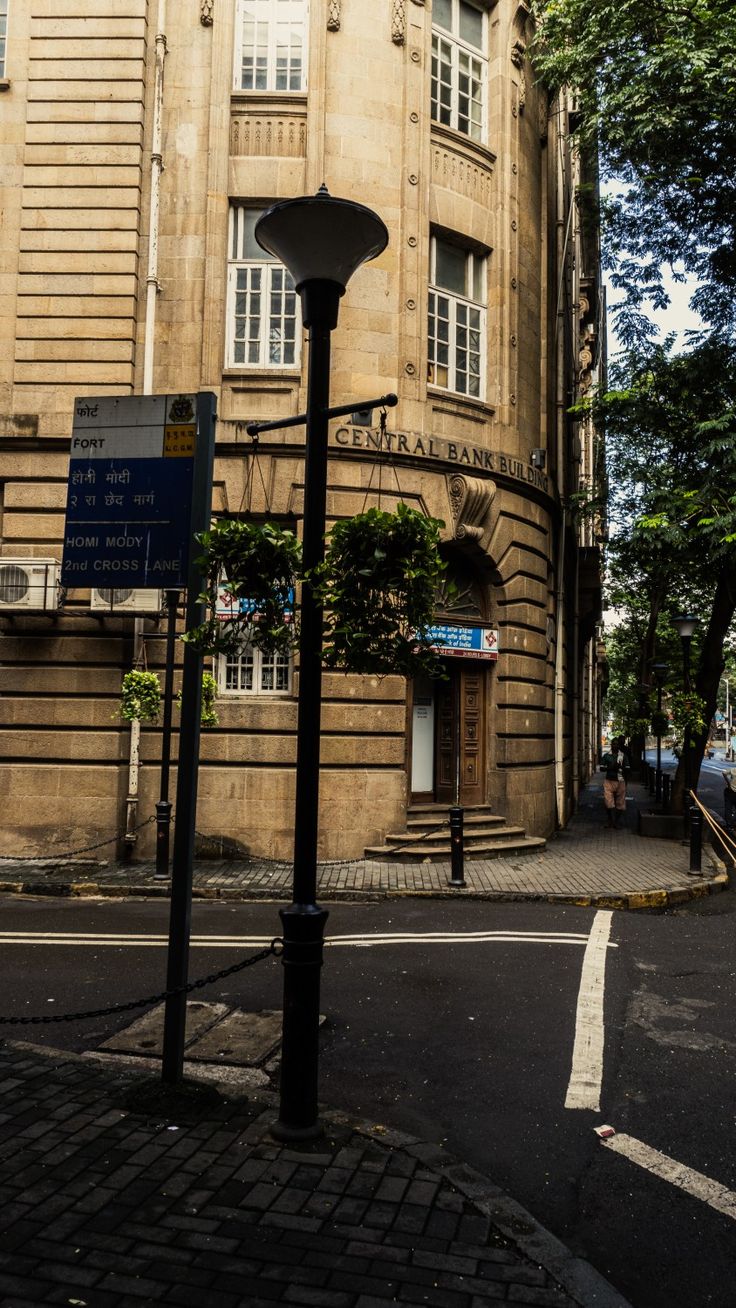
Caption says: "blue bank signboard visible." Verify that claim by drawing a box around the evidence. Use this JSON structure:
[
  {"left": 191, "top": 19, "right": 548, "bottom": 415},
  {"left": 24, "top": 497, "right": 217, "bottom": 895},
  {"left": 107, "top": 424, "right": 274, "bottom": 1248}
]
[
  {"left": 426, "top": 623, "right": 499, "bottom": 660},
  {"left": 61, "top": 394, "right": 198, "bottom": 589}
]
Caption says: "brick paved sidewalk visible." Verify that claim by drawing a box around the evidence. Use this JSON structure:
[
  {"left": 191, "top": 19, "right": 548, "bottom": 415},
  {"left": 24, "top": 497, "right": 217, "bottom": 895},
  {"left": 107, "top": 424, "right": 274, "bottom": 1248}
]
[
  {"left": 0, "top": 779, "right": 728, "bottom": 910},
  {"left": 0, "top": 1039, "right": 630, "bottom": 1308}
]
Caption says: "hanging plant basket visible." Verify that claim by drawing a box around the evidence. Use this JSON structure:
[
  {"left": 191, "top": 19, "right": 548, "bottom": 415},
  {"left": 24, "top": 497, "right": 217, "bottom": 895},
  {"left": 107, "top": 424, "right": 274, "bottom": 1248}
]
[
  {"left": 182, "top": 519, "right": 301, "bottom": 657},
  {"left": 120, "top": 670, "right": 162, "bottom": 723},
  {"left": 315, "top": 503, "right": 447, "bottom": 677}
]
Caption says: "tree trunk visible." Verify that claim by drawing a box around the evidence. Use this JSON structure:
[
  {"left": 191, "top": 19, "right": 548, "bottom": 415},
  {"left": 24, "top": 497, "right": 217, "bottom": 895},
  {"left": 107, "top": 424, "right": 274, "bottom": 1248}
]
[{"left": 671, "top": 566, "right": 736, "bottom": 812}]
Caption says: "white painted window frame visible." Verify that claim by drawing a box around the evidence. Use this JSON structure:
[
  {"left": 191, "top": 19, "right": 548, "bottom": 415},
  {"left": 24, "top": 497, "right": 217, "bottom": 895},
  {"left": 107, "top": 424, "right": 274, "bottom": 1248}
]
[
  {"left": 226, "top": 204, "right": 301, "bottom": 370},
  {"left": 431, "top": 0, "right": 487, "bottom": 143},
  {"left": 233, "top": 0, "right": 309, "bottom": 93},
  {"left": 0, "top": 0, "right": 8, "bottom": 78},
  {"left": 217, "top": 641, "right": 293, "bottom": 696},
  {"left": 427, "top": 234, "right": 487, "bottom": 400}
]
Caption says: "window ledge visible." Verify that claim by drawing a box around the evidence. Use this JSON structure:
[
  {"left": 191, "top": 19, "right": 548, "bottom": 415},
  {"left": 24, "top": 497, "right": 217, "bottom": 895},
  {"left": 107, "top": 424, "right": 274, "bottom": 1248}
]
[
  {"left": 224, "top": 369, "right": 302, "bottom": 382},
  {"left": 428, "top": 386, "right": 495, "bottom": 419},
  {"left": 0, "top": 79, "right": 11, "bottom": 92},
  {"left": 230, "top": 91, "right": 307, "bottom": 111},
  {"left": 430, "top": 121, "right": 496, "bottom": 170}
]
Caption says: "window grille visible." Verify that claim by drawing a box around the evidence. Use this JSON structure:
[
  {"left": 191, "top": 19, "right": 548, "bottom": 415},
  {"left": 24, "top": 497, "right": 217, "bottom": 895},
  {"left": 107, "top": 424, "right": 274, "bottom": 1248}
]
[
  {"left": 234, "top": 0, "right": 308, "bottom": 92},
  {"left": 226, "top": 205, "right": 300, "bottom": 369},
  {"left": 427, "top": 234, "right": 487, "bottom": 399},
  {"left": 431, "top": 0, "right": 486, "bottom": 143}
]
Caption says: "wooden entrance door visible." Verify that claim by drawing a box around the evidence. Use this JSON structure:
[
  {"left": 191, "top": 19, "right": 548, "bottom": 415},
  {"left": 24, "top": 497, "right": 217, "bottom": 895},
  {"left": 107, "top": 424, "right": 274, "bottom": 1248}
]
[{"left": 435, "top": 663, "right": 486, "bottom": 805}]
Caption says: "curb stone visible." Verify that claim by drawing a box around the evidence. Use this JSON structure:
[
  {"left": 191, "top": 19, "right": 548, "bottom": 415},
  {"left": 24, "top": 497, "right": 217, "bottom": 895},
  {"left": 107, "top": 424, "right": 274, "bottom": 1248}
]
[
  {"left": 340, "top": 1119, "right": 634, "bottom": 1308},
  {"left": 0, "top": 869, "right": 727, "bottom": 907}
]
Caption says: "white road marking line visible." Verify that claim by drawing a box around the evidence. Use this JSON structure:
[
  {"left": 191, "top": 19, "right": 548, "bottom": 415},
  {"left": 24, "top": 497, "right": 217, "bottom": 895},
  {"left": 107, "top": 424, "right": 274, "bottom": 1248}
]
[
  {"left": 598, "top": 1132, "right": 736, "bottom": 1223},
  {"left": 565, "top": 909, "right": 613, "bottom": 1111},
  {"left": 0, "top": 930, "right": 617, "bottom": 949}
]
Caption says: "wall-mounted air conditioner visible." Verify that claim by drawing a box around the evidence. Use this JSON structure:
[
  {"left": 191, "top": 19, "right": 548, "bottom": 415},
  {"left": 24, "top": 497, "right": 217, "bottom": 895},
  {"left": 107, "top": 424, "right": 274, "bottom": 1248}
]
[
  {"left": 0, "top": 559, "right": 61, "bottom": 611},
  {"left": 90, "top": 588, "right": 162, "bottom": 614}
]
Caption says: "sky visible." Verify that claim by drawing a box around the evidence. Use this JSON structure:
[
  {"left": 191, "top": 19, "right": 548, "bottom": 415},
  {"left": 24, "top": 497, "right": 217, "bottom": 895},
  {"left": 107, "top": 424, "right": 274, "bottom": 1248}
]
[{"left": 605, "top": 265, "right": 705, "bottom": 355}]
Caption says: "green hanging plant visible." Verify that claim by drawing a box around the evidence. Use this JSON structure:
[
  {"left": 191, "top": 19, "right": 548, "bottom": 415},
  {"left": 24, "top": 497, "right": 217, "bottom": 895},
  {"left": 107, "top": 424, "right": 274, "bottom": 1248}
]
[
  {"left": 314, "top": 503, "right": 447, "bottom": 678},
  {"left": 200, "top": 671, "right": 219, "bottom": 727},
  {"left": 120, "top": 669, "right": 161, "bottom": 723},
  {"left": 182, "top": 519, "right": 301, "bottom": 657},
  {"left": 176, "top": 670, "right": 219, "bottom": 727}
]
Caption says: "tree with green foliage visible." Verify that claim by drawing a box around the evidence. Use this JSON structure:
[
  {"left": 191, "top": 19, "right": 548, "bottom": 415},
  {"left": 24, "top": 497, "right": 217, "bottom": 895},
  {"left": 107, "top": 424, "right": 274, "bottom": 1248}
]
[
  {"left": 592, "top": 337, "right": 736, "bottom": 806},
  {"left": 532, "top": 0, "right": 736, "bottom": 339}
]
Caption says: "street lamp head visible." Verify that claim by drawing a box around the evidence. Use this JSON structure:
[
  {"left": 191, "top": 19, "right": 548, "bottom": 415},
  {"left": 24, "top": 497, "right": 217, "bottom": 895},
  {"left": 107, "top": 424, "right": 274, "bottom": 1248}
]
[
  {"left": 672, "top": 613, "right": 698, "bottom": 641},
  {"left": 255, "top": 186, "right": 388, "bottom": 327}
]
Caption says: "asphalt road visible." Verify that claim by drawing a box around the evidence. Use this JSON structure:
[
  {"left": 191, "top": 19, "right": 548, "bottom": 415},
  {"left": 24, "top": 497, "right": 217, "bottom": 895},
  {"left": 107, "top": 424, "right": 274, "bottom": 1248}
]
[
  {"left": 0, "top": 892, "right": 734, "bottom": 1307},
  {"left": 646, "top": 746, "right": 733, "bottom": 821}
]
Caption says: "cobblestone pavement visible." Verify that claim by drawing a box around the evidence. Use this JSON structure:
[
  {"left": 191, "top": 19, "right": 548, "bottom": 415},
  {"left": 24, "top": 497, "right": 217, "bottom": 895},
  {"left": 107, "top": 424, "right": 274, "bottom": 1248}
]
[
  {"left": 0, "top": 780, "right": 728, "bottom": 910},
  {"left": 0, "top": 1040, "right": 630, "bottom": 1307}
]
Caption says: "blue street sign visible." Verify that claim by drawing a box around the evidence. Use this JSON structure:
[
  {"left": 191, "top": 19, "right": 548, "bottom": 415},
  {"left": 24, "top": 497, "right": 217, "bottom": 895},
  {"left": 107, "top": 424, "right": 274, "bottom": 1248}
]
[
  {"left": 61, "top": 394, "right": 198, "bottom": 589},
  {"left": 426, "top": 623, "right": 499, "bottom": 660}
]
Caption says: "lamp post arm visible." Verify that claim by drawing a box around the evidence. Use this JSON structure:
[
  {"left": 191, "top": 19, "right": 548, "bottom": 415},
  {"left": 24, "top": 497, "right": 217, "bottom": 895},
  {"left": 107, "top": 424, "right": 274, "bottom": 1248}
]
[{"left": 246, "top": 392, "right": 397, "bottom": 438}]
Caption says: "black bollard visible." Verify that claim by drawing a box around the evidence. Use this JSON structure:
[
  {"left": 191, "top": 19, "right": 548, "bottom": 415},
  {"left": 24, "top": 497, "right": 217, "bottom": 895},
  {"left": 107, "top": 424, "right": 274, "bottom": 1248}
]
[
  {"left": 449, "top": 806, "right": 466, "bottom": 888},
  {"left": 688, "top": 804, "right": 702, "bottom": 874},
  {"left": 648, "top": 764, "right": 656, "bottom": 796},
  {"left": 662, "top": 774, "right": 671, "bottom": 813}
]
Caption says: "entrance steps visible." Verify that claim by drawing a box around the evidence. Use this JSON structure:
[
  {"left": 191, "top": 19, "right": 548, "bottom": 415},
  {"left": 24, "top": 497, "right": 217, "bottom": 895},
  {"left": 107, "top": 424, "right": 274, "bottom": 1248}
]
[{"left": 364, "top": 803, "right": 546, "bottom": 862}]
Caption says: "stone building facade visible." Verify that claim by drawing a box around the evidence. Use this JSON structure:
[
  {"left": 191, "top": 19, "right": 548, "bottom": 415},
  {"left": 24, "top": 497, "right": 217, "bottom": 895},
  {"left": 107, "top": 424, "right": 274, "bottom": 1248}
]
[{"left": 0, "top": 0, "right": 604, "bottom": 860}]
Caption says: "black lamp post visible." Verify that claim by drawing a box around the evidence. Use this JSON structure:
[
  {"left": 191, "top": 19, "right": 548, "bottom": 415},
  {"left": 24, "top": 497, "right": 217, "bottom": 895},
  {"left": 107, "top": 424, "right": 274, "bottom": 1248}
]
[
  {"left": 673, "top": 613, "right": 698, "bottom": 819},
  {"left": 255, "top": 186, "right": 388, "bottom": 1140},
  {"left": 650, "top": 661, "right": 669, "bottom": 805}
]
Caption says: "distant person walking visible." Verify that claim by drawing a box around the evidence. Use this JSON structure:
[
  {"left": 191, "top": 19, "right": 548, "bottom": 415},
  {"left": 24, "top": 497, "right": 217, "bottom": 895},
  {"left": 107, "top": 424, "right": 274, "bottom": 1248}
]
[
  {"left": 601, "top": 736, "right": 630, "bottom": 829},
  {"left": 722, "top": 768, "right": 736, "bottom": 834}
]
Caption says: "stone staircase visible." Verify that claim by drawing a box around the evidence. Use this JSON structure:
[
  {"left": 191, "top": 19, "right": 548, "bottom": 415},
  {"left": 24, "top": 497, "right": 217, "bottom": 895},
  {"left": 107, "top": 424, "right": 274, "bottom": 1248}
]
[{"left": 364, "top": 803, "right": 546, "bottom": 863}]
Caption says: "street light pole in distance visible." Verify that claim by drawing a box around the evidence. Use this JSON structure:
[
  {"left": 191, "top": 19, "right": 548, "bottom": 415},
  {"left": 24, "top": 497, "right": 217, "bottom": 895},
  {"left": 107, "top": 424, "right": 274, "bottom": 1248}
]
[
  {"left": 254, "top": 187, "right": 389, "bottom": 1140},
  {"left": 650, "top": 661, "right": 669, "bottom": 805},
  {"left": 672, "top": 613, "right": 698, "bottom": 830}
]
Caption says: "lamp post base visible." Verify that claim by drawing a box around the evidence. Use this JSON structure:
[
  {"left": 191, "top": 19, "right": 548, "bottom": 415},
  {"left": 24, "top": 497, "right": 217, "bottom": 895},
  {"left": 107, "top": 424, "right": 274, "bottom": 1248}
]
[
  {"left": 270, "top": 1118, "right": 325, "bottom": 1143},
  {"left": 272, "top": 903, "right": 329, "bottom": 1141}
]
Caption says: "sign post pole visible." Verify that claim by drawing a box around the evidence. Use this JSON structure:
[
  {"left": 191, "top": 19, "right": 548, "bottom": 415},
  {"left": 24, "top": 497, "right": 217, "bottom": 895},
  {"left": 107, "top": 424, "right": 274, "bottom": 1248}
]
[{"left": 161, "top": 392, "right": 216, "bottom": 1085}]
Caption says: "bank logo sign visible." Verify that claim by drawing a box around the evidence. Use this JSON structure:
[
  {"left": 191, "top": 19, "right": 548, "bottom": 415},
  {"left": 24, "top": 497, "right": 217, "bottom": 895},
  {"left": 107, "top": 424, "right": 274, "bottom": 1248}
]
[
  {"left": 61, "top": 394, "right": 197, "bottom": 589},
  {"left": 426, "top": 624, "right": 499, "bottom": 660}
]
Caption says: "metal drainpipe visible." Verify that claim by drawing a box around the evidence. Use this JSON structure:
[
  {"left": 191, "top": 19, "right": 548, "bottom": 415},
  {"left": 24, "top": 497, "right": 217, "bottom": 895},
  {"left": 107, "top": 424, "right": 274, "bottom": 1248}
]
[
  {"left": 125, "top": 1, "right": 167, "bottom": 854},
  {"left": 123, "top": 620, "right": 144, "bottom": 857},
  {"left": 144, "top": 0, "right": 167, "bottom": 396},
  {"left": 554, "top": 103, "right": 572, "bottom": 828}
]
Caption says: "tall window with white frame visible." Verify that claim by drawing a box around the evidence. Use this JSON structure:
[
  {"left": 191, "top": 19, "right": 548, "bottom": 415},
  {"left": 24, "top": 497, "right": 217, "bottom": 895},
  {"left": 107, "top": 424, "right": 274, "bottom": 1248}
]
[
  {"left": 227, "top": 205, "right": 301, "bottom": 369},
  {"left": 218, "top": 641, "right": 292, "bottom": 696},
  {"left": 428, "top": 234, "right": 487, "bottom": 399},
  {"left": 431, "top": 0, "right": 487, "bottom": 143},
  {"left": 234, "top": 0, "right": 308, "bottom": 92},
  {"left": 0, "top": 0, "right": 8, "bottom": 78}
]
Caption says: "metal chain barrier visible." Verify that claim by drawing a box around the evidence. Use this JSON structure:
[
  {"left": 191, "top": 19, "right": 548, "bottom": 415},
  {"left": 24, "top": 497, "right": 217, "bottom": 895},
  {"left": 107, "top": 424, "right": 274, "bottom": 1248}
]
[
  {"left": 0, "top": 938, "right": 282, "bottom": 1028},
  {"left": 689, "top": 790, "right": 736, "bottom": 859},
  {"left": 0, "top": 815, "right": 156, "bottom": 863},
  {"left": 0, "top": 814, "right": 452, "bottom": 871},
  {"left": 194, "top": 820, "right": 452, "bottom": 869}
]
